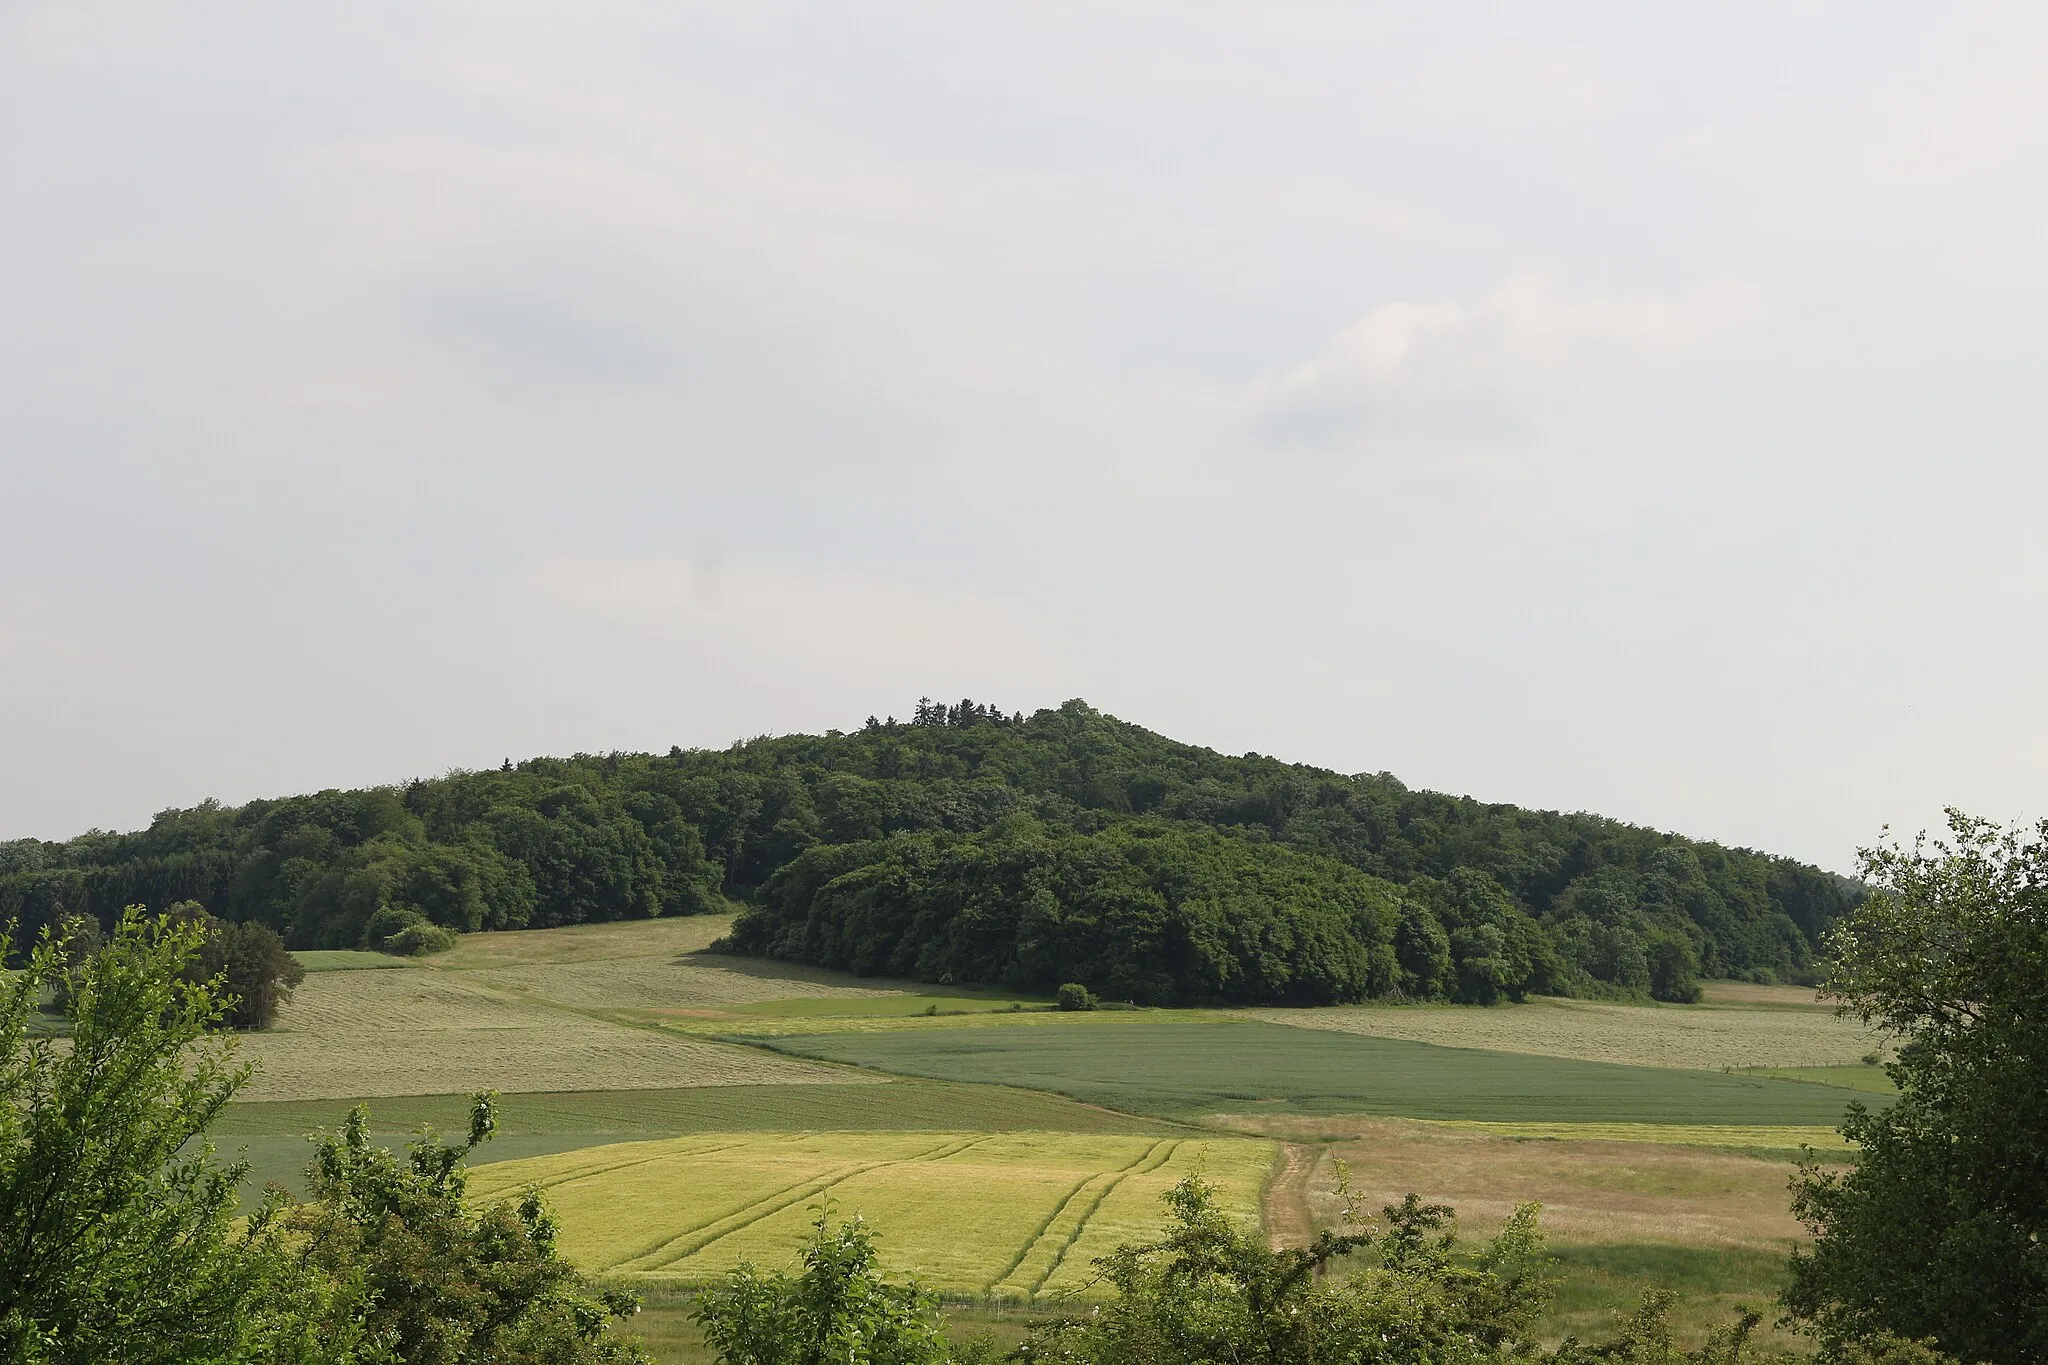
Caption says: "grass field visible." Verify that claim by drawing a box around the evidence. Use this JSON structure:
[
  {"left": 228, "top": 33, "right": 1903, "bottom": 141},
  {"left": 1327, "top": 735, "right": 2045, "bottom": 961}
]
[
  {"left": 753, "top": 1016, "right": 1880, "bottom": 1125},
  {"left": 294, "top": 950, "right": 421, "bottom": 973},
  {"left": 235, "top": 916, "right": 926, "bottom": 1101},
  {"left": 464, "top": 1131, "right": 1275, "bottom": 1299},
  {"left": 1239, "top": 994, "right": 1881, "bottom": 1071},
  {"left": 1741, "top": 1065, "right": 1895, "bottom": 1094},
  {"left": 214, "top": 1079, "right": 1186, "bottom": 1195},
  {"left": 207, "top": 924, "right": 1884, "bottom": 1358}
]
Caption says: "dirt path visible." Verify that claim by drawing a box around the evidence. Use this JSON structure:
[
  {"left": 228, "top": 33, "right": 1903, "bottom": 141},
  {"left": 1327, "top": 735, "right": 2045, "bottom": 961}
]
[{"left": 1264, "top": 1143, "right": 1320, "bottom": 1250}]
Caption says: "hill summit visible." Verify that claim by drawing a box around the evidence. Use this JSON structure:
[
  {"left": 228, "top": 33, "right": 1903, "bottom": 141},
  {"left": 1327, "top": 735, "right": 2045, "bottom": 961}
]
[{"left": 0, "top": 699, "right": 1858, "bottom": 1006}]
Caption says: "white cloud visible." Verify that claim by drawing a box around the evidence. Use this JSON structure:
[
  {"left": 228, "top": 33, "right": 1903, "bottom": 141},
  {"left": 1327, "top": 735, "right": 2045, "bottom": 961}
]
[{"left": 1250, "top": 274, "right": 1766, "bottom": 463}]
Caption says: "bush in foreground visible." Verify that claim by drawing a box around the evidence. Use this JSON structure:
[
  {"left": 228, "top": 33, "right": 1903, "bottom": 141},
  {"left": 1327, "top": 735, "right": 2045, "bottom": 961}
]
[
  {"left": 696, "top": 1176, "right": 1883, "bottom": 1365},
  {"left": 695, "top": 1206, "right": 951, "bottom": 1365},
  {"left": 0, "top": 912, "right": 345, "bottom": 1362},
  {"left": 287, "top": 1095, "right": 649, "bottom": 1363},
  {"left": 1784, "top": 812, "right": 2047, "bottom": 1364},
  {"left": 1, "top": 908, "right": 649, "bottom": 1364}
]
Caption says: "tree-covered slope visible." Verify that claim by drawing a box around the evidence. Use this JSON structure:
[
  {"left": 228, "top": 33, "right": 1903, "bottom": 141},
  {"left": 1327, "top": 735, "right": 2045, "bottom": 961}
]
[{"left": 0, "top": 698, "right": 1860, "bottom": 1005}]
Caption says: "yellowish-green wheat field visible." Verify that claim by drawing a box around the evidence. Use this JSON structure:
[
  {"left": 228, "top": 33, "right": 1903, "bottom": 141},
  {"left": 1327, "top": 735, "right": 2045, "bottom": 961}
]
[{"left": 466, "top": 1130, "right": 1276, "bottom": 1299}]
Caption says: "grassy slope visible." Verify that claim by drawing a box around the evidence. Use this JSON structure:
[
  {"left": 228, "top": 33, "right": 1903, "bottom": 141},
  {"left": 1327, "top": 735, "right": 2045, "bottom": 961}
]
[{"left": 233, "top": 915, "right": 928, "bottom": 1102}]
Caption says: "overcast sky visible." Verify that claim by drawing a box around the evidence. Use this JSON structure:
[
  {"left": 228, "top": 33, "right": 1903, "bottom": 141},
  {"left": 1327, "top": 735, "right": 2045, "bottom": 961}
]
[{"left": 4, "top": 3, "right": 2044, "bottom": 870}]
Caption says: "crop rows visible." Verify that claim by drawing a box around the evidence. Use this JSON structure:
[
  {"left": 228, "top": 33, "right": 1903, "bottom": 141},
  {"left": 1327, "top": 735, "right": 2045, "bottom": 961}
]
[{"left": 464, "top": 1131, "right": 1273, "bottom": 1298}]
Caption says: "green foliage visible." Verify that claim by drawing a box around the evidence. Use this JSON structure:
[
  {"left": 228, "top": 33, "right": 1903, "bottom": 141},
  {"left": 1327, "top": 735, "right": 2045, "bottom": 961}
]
[
  {"left": 386, "top": 921, "right": 457, "bottom": 956},
  {"left": 168, "top": 901, "right": 307, "bottom": 1028},
  {"left": 1784, "top": 811, "right": 2048, "bottom": 1365},
  {"left": 730, "top": 820, "right": 1402, "bottom": 1006},
  {"left": 362, "top": 900, "right": 457, "bottom": 955},
  {"left": 1, "top": 700, "right": 1857, "bottom": 1001},
  {"left": 287, "top": 1093, "right": 651, "bottom": 1364},
  {"left": 1018, "top": 1173, "right": 1553, "bottom": 1365},
  {"left": 694, "top": 1205, "right": 952, "bottom": 1365},
  {"left": 1055, "top": 982, "right": 1097, "bottom": 1011},
  {"left": 0, "top": 910, "right": 343, "bottom": 1364}
]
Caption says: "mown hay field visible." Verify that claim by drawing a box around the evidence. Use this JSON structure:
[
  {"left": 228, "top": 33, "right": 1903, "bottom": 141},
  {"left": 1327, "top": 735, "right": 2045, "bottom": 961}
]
[
  {"left": 234, "top": 967, "right": 856, "bottom": 1100},
  {"left": 1238, "top": 994, "right": 1880, "bottom": 1072},
  {"left": 465, "top": 1130, "right": 1275, "bottom": 1299},
  {"left": 757, "top": 1016, "right": 1879, "bottom": 1125},
  {"left": 238, "top": 914, "right": 953, "bottom": 1102}
]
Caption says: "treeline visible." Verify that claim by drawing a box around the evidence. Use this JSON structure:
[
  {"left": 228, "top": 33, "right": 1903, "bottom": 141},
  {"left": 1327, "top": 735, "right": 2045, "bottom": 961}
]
[{"left": 1, "top": 699, "right": 1859, "bottom": 1003}]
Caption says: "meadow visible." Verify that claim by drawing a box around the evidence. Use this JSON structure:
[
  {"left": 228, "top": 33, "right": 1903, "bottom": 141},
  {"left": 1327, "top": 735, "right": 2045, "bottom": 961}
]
[
  {"left": 208, "top": 915, "right": 1889, "bottom": 1359},
  {"left": 231, "top": 916, "right": 898, "bottom": 1101}
]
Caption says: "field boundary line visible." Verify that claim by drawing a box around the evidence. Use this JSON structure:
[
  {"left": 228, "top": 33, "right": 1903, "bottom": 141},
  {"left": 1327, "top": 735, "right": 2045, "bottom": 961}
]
[
  {"left": 1031, "top": 1139, "right": 1181, "bottom": 1297},
  {"left": 616, "top": 1135, "right": 983, "bottom": 1274}
]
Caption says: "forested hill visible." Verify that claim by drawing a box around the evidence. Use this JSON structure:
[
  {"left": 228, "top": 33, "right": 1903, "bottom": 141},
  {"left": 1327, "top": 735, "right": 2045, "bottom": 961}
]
[{"left": 0, "top": 698, "right": 1860, "bottom": 1006}]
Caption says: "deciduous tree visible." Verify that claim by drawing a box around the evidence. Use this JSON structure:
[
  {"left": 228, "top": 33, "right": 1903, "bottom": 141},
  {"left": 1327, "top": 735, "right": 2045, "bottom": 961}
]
[{"left": 1784, "top": 812, "right": 2048, "bottom": 1364}]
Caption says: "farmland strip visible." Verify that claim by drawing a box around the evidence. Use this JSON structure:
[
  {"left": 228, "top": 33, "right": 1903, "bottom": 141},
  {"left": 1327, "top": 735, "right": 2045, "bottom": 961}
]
[
  {"left": 602, "top": 1162, "right": 875, "bottom": 1272},
  {"left": 620, "top": 1135, "right": 977, "bottom": 1273},
  {"left": 989, "top": 1139, "right": 1169, "bottom": 1297},
  {"left": 1031, "top": 1139, "right": 1181, "bottom": 1295},
  {"left": 984, "top": 1170, "right": 1103, "bottom": 1294},
  {"left": 487, "top": 1139, "right": 749, "bottom": 1197}
]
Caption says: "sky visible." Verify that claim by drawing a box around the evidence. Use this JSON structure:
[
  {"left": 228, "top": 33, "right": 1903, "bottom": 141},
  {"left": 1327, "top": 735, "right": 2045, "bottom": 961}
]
[{"left": 4, "top": 3, "right": 2045, "bottom": 871}]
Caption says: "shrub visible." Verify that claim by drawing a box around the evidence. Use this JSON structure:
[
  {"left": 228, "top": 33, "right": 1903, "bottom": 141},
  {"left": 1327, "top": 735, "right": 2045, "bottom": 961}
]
[
  {"left": 0, "top": 910, "right": 349, "bottom": 1362},
  {"left": 167, "top": 901, "right": 305, "bottom": 1030},
  {"left": 386, "top": 922, "right": 456, "bottom": 957},
  {"left": 288, "top": 1094, "right": 649, "bottom": 1363},
  {"left": 1055, "top": 983, "right": 1096, "bottom": 1012},
  {"left": 695, "top": 1206, "right": 950, "bottom": 1365}
]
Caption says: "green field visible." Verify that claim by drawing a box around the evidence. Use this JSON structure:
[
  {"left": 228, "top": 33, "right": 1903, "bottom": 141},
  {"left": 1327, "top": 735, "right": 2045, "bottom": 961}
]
[
  {"left": 294, "top": 950, "right": 421, "bottom": 973},
  {"left": 199, "top": 921, "right": 1889, "bottom": 1357},
  {"left": 1739, "top": 1064, "right": 1896, "bottom": 1094},
  {"left": 464, "top": 1130, "right": 1275, "bottom": 1299},
  {"left": 750, "top": 1015, "right": 1880, "bottom": 1125},
  {"left": 214, "top": 1079, "right": 1187, "bottom": 1195}
]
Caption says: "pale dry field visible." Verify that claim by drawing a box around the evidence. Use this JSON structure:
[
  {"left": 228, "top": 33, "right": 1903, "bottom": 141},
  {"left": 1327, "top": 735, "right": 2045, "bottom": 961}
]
[
  {"left": 1697, "top": 981, "right": 1832, "bottom": 1008},
  {"left": 1250, "top": 1118, "right": 1814, "bottom": 1252},
  {"left": 237, "top": 915, "right": 900, "bottom": 1101},
  {"left": 1238, "top": 994, "right": 1878, "bottom": 1071}
]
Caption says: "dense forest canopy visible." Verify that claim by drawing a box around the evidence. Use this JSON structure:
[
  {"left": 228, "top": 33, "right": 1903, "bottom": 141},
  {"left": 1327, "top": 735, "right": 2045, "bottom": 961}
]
[{"left": 0, "top": 699, "right": 1861, "bottom": 1005}]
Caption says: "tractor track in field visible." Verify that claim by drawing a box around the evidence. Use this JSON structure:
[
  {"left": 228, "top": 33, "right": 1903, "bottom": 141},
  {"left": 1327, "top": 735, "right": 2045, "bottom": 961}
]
[
  {"left": 1264, "top": 1143, "right": 1319, "bottom": 1250},
  {"left": 503, "top": 1139, "right": 749, "bottom": 1196},
  {"left": 1029, "top": 1138, "right": 1181, "bottom": 1296},
  {"left": 985, "top": 1139, "right": 1169, "bottom": 1296},
  {"left": 610, "top": 1134, "right": 991, "bottom": 1273}
]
